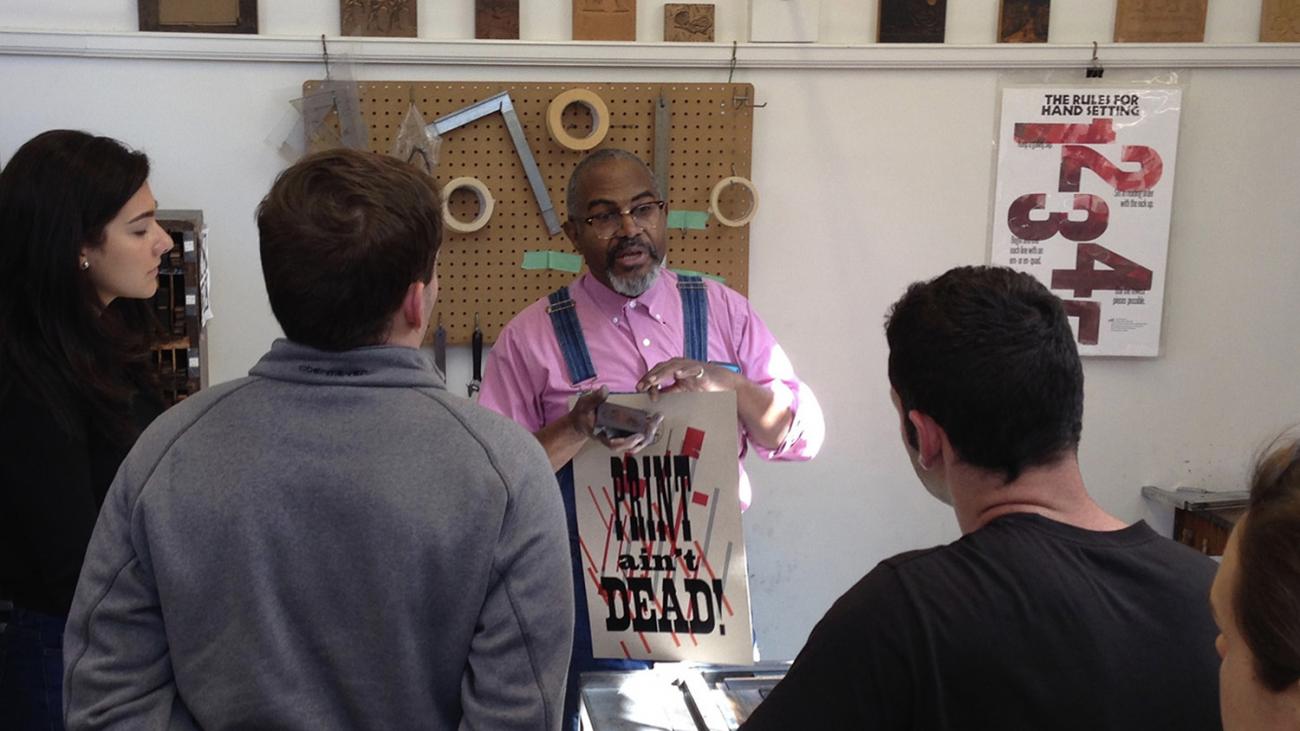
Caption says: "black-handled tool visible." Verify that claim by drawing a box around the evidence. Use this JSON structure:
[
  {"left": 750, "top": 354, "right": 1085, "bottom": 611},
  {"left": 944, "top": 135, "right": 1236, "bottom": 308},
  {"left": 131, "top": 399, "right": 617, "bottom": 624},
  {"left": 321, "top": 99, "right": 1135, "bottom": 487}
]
[
  {"left": 432, "top": 314, "right": 447, "bottom": 376},
  {"left": 467, "top": 313, "right": 483, "bottom": 398}
]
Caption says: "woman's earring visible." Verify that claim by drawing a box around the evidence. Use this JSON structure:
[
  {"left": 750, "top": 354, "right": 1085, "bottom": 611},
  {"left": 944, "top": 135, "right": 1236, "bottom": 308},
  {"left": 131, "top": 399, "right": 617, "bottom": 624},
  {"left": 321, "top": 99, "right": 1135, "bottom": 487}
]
[{"left": 80, "top": 259, "right": 89, "bottom": 270}]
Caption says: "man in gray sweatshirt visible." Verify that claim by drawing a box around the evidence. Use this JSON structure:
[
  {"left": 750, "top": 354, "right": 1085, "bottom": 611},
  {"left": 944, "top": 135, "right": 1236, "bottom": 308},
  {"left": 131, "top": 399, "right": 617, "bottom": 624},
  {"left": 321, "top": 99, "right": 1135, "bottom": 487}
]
[{"left": 63, "top": 149, "right": 574, "bottom": 730}]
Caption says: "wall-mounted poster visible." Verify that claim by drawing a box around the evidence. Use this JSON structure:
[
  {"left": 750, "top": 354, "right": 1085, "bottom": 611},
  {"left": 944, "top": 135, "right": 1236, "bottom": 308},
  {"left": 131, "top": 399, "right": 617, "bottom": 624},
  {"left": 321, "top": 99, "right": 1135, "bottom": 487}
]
[
  {"left": 750, "top": 0, "right": 819, "bottom": 42},
  {"left": 990, "top": 86, "right": 1183, "bottom": 357},
  {"left": 571, "top": 391, "right": 753, "bottom": 663}
]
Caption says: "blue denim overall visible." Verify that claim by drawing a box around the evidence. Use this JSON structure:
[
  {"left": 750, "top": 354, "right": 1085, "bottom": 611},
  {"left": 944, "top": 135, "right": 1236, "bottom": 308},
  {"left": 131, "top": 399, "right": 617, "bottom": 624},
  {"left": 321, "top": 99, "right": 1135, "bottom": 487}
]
[{"left": 546, "top": 275, "right": 708, "bottom": 730}]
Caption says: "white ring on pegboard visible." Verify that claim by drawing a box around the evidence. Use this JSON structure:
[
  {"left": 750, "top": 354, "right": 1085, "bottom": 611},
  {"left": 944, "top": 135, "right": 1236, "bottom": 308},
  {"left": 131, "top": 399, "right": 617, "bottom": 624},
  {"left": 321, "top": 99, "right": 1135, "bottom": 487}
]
[
  {"left": 709, "top": 176, "right": 760, "bottom": 227},
  {"left": 441, "top": 177, "right": 495, "bottom": 234},
  {"left": 547, "top": 88, "right": 611, "bottom": 151}
]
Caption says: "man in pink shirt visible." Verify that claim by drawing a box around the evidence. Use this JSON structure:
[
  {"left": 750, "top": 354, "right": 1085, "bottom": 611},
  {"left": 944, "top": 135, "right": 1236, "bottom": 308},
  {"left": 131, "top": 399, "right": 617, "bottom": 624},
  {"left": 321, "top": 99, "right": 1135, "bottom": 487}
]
[{"left": 478, "top": 148, "right": 824, "bottom": 730}]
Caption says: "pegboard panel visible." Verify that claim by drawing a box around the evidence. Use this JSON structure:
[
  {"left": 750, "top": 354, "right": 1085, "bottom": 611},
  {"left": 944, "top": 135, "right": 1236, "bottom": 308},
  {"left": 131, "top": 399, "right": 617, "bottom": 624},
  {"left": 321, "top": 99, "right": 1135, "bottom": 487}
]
[{"left": 302, "top": 80, "right": 755, "bottom": 345}]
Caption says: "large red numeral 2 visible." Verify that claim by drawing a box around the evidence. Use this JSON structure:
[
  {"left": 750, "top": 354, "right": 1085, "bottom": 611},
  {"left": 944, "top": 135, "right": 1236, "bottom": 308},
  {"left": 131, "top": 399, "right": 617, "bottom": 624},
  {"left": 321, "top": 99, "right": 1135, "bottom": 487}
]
[
  {"left": 1007, "top": 193, "right": 1110, "bottom": 241},
  {"left": 1059, "top": 145, "right": 1163, "bottom": 192},
  {"left": 1051, "top": 243, "right": 1153, "bottom": 297},
  {"left": 1062, "top": 300, "right": 1101, "bottom": 345}
]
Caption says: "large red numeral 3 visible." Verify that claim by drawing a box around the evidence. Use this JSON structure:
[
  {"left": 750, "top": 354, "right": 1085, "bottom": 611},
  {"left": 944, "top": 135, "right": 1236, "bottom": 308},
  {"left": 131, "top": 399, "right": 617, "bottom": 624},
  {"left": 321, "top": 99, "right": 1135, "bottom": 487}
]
[{"left": 1007, "top": 193, "right": 1110, "bottom": 241}]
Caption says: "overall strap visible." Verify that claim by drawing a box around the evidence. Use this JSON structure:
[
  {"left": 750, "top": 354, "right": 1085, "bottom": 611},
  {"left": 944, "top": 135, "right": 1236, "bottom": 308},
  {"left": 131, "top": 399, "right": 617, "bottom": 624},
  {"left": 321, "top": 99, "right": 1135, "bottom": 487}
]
[
  {"left": 677, "top": 274, "right": 709, "bottom": 362},
  {"left": 546, "top": 287, "right": 598, "bottom": 385}
]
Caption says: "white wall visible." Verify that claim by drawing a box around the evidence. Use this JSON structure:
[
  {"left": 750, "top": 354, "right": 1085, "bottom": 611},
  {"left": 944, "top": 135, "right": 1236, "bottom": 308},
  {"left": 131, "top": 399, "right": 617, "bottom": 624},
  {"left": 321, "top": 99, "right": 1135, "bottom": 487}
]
[{"left": 3, "top": 1, "right": 1299, "bottom": 660}]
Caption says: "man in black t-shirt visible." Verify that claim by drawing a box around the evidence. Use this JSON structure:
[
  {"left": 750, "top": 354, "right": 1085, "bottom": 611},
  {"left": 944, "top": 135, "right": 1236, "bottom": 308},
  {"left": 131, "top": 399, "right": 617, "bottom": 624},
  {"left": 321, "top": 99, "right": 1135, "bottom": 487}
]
[{"left": 743, "top": 266, "right": 1222, "bottom": 731}]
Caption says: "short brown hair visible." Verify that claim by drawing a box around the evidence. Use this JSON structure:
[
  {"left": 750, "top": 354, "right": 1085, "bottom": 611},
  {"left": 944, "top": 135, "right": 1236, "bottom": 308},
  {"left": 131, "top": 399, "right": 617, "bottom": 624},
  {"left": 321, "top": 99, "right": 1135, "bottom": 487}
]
[
  {"left": 257, "top": 149, "right": 442, "bottom": 351},
  {"left": 1237, "top": 435, "right": 1300, "bottom": 692}
]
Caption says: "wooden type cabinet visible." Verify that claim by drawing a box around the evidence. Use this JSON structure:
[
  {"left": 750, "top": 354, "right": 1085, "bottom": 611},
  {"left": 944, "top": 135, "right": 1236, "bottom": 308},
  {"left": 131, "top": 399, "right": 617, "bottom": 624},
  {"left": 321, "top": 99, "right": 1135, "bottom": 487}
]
[{"left": 151, "top": 210, "right": 207, "bottom": 406}]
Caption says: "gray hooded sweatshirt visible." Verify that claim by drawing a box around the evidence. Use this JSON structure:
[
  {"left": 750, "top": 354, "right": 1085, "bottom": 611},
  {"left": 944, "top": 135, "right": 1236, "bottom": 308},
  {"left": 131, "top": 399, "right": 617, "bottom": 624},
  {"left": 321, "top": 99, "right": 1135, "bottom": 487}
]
[{"left": 63, "top": 340, "right": 573, "bottom": 730}]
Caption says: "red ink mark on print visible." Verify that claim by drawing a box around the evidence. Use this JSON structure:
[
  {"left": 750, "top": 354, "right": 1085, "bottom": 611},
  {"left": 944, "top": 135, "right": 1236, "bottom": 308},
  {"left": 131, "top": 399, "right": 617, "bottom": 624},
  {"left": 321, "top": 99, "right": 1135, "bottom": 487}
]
[{"left": 680, "top": 427, "right": 705, "bottom": 458}]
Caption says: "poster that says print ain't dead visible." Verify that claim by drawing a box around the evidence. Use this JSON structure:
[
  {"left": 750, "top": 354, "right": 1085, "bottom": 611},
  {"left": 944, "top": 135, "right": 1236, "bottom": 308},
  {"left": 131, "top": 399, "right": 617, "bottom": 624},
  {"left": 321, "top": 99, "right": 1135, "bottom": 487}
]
[{"left": 572, "top": 391, "right": 753, "bottom": 663}]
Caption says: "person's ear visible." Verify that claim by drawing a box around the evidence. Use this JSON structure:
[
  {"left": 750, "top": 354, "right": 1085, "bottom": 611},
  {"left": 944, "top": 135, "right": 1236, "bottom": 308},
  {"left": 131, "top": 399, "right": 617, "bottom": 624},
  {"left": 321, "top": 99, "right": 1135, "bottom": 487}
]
[
  {"left": 562, "top": 219, "right": 578, "bottom": 247},
  {"left": 907, "top": 409, "right": 946, "bottom": 471},
  {"left": 400, "top": 280, "right": 427, "bottom": 330}
]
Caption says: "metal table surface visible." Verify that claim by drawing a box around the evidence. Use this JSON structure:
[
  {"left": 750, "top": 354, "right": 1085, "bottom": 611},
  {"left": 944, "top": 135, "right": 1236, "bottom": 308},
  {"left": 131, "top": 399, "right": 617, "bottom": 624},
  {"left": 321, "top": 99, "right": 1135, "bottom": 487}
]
[{"left": 579, "top": 662, "right": 790, "bottom": 731}]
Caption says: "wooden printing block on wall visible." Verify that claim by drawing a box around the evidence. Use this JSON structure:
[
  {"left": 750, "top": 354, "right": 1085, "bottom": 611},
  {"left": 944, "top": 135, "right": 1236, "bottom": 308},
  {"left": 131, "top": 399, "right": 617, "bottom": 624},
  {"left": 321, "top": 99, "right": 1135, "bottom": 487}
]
[
  {"left": 878, "top": 0, "right": 947, "bottom": 43},
  {"left": 665, "top": 4, "right": 715, "bottom": 42},
  {"left": 573, "top": 0, "right": 636, "bottom": 41},
  {"left": 1113, "top": 0, "right": 1207, "bottom": 42},
  {"left": 1261, "top": 0, "right": 1300, "bottom": 41},
  {"left": 998, "top": 0, "right": 1050, "bottom": 43},
  {"left": 476, "top": 0, "right": 520, "bottom": 39},
  {"left": 140, "top": 0, "right": 257, "bottom": 33},
  {"left": 341, "top": 0, "right": 417, "bottom": 38}
]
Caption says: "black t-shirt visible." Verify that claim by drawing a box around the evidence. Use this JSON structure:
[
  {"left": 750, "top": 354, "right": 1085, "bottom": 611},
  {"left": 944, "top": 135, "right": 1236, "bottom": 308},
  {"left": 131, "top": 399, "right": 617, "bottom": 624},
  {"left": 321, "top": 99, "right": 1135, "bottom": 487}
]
[
  {"left": 743, "top": 514, "right": 1222, "bottom": 731},
  {"left": 0, "top": 383, "right": 162, "bottom": 615}
]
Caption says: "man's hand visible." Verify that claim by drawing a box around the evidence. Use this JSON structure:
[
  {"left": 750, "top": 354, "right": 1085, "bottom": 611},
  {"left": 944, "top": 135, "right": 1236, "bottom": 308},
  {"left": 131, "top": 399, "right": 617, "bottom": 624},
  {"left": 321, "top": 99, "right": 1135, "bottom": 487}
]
[
  {"left": 536, "top": 385, "right": 663, "bottom": 470},
  {"left": 567, "top": 386, "right": 655, "bottom": 454},
  {"left": 636, "top": 358, "right": 739, "bottom": 401},
  {"left": 636, "top": 358, "right": 793, "bottom": 451}
]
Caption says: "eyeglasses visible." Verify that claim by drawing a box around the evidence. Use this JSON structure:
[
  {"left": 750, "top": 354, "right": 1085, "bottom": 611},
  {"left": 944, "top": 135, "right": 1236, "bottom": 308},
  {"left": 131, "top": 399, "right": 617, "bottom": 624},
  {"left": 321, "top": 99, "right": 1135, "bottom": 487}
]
[{"left": 581, "top": 200, "right": 666, "bottom": 239}]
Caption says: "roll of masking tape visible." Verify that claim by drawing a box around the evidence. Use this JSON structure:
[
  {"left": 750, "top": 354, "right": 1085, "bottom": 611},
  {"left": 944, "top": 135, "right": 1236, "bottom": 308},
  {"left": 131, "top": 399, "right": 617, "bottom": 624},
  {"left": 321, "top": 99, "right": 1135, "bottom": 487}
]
[
  {"left": 547, "top": 88, "right": 611, "bottom": 151},
  {"left": 441, "top": 177, "right": 494, "bottom": 234},
  {"left": 709, "top": 176, "right": 760, "bottom": 227}
]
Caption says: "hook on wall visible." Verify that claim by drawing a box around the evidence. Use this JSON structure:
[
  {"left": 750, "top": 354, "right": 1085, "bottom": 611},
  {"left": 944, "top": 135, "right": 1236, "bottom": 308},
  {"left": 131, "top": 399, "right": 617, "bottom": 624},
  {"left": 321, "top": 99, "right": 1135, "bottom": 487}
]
[
  {"left": 728, "top": 43, "right": 767, "bottom": 109},
  {"left": 1087, "top": 41, "right": 1106, "bottom": 78},
  {"left": 321, "top": 34, "right": 332, "bottom": 81}
]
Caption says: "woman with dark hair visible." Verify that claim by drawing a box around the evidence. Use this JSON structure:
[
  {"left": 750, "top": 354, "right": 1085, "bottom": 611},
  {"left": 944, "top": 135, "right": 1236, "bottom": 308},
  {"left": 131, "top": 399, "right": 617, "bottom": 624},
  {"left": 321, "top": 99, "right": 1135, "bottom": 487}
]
[
  {"left": 1210, "top": 436, "right": 1300, "bottom": 730},
  {"left": 0, "top": 130, "right": 173, "bottom": 730}
]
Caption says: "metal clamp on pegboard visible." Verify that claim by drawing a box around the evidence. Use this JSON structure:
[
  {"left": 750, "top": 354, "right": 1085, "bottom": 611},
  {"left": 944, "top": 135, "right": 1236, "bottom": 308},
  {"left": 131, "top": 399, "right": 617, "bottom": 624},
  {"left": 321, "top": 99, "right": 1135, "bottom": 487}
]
[{"left": 427, "top": 92, "right": 562, "bottom": 236}]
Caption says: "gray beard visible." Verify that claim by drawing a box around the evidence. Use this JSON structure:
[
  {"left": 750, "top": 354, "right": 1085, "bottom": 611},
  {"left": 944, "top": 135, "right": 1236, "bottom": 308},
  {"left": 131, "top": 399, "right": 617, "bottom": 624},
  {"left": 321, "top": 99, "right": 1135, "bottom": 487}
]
[
  {"left": 610, "top": 264, "right": 661, "bottom": 297},
  {"left": 608, "top": 253, "right": 666, "bottom": 297}
]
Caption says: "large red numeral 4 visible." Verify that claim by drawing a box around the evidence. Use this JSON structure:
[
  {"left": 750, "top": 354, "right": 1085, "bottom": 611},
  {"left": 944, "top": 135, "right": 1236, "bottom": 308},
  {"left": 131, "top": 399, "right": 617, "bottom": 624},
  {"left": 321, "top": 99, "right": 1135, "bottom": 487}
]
[
  {"left": 1050, "top": 240, "right": 1154, "bottom": 293},
  {"left": 1051, "top": 243, "right": 1153, "bottom": 297},
  {"left": 1007, "top": 193, "right": 1110, "bottom": 242},
  {"left": 1059, "top": 145, "right": 1163, "bottom": 192}
]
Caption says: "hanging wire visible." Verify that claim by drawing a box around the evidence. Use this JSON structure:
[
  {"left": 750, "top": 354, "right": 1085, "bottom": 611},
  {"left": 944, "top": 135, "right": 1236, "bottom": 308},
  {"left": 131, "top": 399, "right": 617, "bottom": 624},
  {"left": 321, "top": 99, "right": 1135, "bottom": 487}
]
[{"left": 321, "top": 34, "right": 331, "bottom": 81}]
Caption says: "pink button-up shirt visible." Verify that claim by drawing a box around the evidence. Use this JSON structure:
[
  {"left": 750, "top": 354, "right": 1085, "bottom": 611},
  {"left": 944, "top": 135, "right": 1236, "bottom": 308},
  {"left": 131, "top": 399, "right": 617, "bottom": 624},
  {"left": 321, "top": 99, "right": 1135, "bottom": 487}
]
[{"left": 478, "top": 270, "right": 824, "bottom": 508}]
